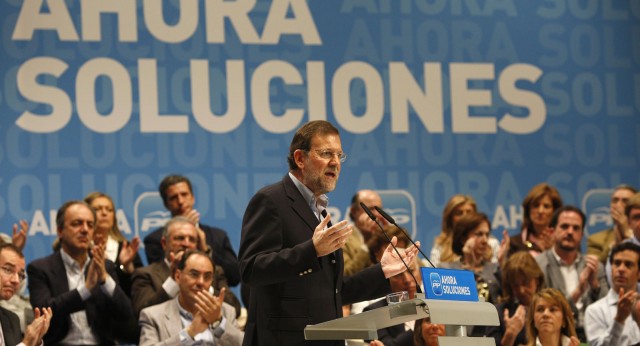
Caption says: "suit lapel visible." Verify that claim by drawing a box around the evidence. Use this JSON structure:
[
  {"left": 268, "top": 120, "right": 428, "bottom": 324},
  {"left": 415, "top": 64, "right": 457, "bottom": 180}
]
[
  {"left": 546, "top": 251, "right": 567, "bottom": 293},
  {"left": 165, "top": 299, "right": 184, "bottom": 337},
  {"left": 283, "top": 175, "right": 321, "bottom": 233}
]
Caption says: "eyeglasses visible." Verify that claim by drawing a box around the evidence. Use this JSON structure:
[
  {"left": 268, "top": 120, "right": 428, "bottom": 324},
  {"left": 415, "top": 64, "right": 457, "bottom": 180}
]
[
  {"left": 0, "top": 265, "right": 26, "bottom": 282},
  {"left": 308, "top": 149, "right": 347, "bottom": 163}
]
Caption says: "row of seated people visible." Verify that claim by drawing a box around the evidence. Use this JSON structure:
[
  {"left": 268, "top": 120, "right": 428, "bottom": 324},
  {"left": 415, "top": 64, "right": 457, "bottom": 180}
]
[{"left": 344, "top": 184, "right": 640, "bottom": 346}]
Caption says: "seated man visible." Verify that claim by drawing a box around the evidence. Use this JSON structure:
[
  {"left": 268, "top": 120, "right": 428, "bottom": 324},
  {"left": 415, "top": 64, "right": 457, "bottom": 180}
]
[
  {"left": 585, "top": 242, "right": 640, "bottom": 345},
  {"left": 27, "top": 200, "right": 136, "bottom": 345},
  {"left": 132, "top": 216, "right": 240, "bottom": 316},
  {"left": 139, "top": 249, "right": 243, "bottom": 346},
  {"left": 0, "top": 243, "right": 52, "bottom": 346}
]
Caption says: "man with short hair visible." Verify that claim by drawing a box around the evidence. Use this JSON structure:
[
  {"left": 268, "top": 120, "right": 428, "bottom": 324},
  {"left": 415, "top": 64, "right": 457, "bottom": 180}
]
[
  {"left": 27, "top": 200, "right": 135, "bottom": 345},
  {"left": 588, "top": 185, "right": 637, "bottom": 264},
  {"left": 343, "top": 189, "right": 388, "bottom": 276},
  {"left": 535, "top": 205, "right": 608, "bottom": 341},
  {"left": 239, "top": 120, "right": 419, "bottom": 345},
  {"left": 0, "top": 243, "right": 52, "bottom": 346},
  {"left": 132, "top": 216, "right": 239, "bottom": 316},
  {"left": 143, "top": 175, "right": 241, "bottom": 287},
  {"left": 585, "top": 242, "right": 640, "bottom": 345},
  {"left": 139, "top": 249, "right": 243, "bottom": 346}
]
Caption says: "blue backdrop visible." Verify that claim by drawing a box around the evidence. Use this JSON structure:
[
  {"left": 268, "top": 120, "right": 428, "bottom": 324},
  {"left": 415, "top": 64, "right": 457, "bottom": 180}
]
[{"left": 1, "top": 0, "right": 639, "bottom": 271}]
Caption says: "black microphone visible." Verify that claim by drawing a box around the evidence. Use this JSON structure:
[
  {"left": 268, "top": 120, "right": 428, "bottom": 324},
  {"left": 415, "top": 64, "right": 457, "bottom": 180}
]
[
  {"left": 360, "top": 202, "right": 423, "bottom": 294},
  {"left": 374, "top": 206, "right": 436, "bottom": 268}
]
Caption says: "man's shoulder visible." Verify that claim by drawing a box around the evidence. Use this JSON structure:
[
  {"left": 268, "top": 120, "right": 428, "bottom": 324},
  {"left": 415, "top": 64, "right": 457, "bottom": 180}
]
[
  {"left": 200, "top": 224, "right": 229, "bottom": 237},
  {"left": 588, "top": 228, "right": 614, "bottom": 243},
  {"left": 140, "top": 298, "right": 175, "bottom": 318},
  {"left": 535, "top": 250, "right": 552, "bottom": 266},
  {"left": 27, "top": 252, "right": 59, "bottom": 270},
  {"left": 0, "top": 305, "right": 19, "bottom": 321},
  {"left": 143, "top": 227, "right": 164, "bottom": 243}
]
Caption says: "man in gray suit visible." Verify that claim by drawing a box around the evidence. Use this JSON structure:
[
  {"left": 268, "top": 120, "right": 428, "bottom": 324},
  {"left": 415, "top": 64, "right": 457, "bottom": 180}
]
[
  {"left": 131, "top": 216, "right": 240, "bottom": 316},
  {"left": 536, "top": 205, "right": 608, "bottom": 341},
  {"left": 139, "top": 249, "right": 243, "bottom": 346}
]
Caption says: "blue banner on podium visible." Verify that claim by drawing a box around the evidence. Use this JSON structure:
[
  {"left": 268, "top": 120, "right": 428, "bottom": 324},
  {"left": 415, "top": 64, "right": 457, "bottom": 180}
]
[{"left": 421, "top": 267, "right": 478, "bottom": 302}]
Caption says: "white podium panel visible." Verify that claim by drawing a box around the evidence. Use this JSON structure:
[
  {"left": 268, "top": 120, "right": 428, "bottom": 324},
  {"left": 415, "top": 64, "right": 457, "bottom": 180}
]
[{"left": 304, "top": 298, "right": 499, "bottom": 345}]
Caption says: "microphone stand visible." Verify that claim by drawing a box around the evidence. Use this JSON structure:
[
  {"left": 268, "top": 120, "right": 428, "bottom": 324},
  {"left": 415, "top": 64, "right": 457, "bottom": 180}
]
[{"left": 360, "top": 202, "right": 423, "bottom": 294}]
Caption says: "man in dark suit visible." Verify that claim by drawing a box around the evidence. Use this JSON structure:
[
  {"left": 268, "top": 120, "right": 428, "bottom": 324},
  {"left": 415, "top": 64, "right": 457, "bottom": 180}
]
[
  {"left": 0, "top": 243, "right": 51, "bottom": 346},
  {"left": 239, "top": 120, "right": 420, "bottom": 346},
  {"left": 27, "top": 200, "right": 136, "bottom": 345},
  {"left": 132, "top": 216, "right": 240, "bottom": 316}
]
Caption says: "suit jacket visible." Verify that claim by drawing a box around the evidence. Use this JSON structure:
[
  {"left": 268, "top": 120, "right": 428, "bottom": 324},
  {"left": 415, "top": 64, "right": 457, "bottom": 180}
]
[
  {"left": 144, "top": 223, "right": 241, "bottom": 286},
  {"left": 0, "top": 306, "right": 22, "bottom": 346},
  {"left": 27, "top": 251, "right": 136, "bottom": 345},
  {"left": 131, "top": 260, "right": 240, "bottom": 317},
  {"left": 139, "top": 298, "right": 243, "bottom": 346},
  {"left": 587, "top": 228, "right": 615, "bottom": 264},
  {"left": 363, "top": 300, "right": 412, "bottom": 346},
  {"left": 239, "top": 175, "right": 391, "bottom": 346},
  {"left": 535, "top": 249, "right": 608, "bottom": 326}
]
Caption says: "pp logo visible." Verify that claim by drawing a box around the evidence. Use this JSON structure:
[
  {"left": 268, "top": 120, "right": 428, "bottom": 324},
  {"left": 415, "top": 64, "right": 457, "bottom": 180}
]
[
  {"left": 134, "top": 192, "right": 170, "bottom": 241},
  {"left": 429, "top": 272, "right": 443, "bottom": 296},
  {"left": 582, "top": 189, "right": 613, "bottom": 235},
  {"left": 378, "top": 190, "right": 417, "bottom": 238}
]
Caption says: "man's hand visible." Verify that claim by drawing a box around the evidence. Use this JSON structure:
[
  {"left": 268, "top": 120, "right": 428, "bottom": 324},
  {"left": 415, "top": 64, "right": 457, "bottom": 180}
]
[
  {"left": 187, "top": 288, "right": 226, "bottom": 338},
  {"left": 584, "top": 254, "right": 601, "bottom": 288},
  {"left": 380, "top": 236, "right": 420, "bottom": 278},
  {"left": 86, "top": 244, "right": 108, "bottom": 290},
  {"left": 12, "top": 219, "right": 28, "bottom": 251},
  {"left": 497, "top": 229, "right": 510, "bottom": 265},
  {"left": 118, "top": 236, "right": 141, "bottom": 273},
  {"left": 312, "top": 215, "right": 352, "bottom": 257},
  {"left": 169, "top": 250, "right": 186, "bottom": 276},
  {"left": 615, "top": 287, "right": 637, "bottom": 324},
  {"left": 612, "top": 205, "right": 631, "bottom": 243},
  {"left": 539, "top": 227, "right": 555, "bottom": 251},
  {"left": 183, "top": 209, "right": 208, "bottom": 251},
  {"left": 22, "top": 307, "right": 52, "bottom": 346}
]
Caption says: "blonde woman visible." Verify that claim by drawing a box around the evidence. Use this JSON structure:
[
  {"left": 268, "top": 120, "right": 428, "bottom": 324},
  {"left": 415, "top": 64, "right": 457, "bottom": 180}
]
[{"left": 525, "top": 288, "right": 579, "bottom": 346}]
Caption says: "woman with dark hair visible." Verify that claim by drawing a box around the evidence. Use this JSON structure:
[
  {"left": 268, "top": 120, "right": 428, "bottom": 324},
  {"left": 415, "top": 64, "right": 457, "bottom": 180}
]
[
  {"left": 413, "top": 318, "right": 445, "bottom": 346},
  {"left": 508, "top": 183, "right": 563, "bottom": 258},
  {"left": 441, "top": 212, "right": 501, "bottom": 304},
  {"left": 485, "top": 251, "right": 545, "bottom": 346},
  {"left": 524, "top": 288, "right": 580, "bottom": 346}
]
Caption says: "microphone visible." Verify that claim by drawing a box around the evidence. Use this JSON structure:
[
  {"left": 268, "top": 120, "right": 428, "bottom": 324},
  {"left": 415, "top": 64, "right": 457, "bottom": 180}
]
[
  {"left": 374, "top": 206, "right": 436, "bottom": 268},
  {"left": 360, "top": 202, "right": 423, "bottom": 294}
]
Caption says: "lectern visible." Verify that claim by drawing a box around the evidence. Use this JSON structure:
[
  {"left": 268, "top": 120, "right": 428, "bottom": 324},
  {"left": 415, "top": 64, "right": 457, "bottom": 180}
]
[{"left": 304, "top": 297, "right": 499, "bottom": 346}]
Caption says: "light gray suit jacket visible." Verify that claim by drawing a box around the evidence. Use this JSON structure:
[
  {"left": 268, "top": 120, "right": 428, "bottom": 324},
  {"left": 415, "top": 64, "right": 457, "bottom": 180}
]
[{"left": 139, "top": 297, "right": 243, "bottom": 346}]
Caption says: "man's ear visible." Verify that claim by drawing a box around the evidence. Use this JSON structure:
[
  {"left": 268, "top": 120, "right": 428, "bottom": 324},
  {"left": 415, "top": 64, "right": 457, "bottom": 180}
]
[
  {"left": 161, "top": 235, "right": 167, "bottom": 252},
  {"left": 293, "top": 149, "right": 306, "bottom": 169},
  {"left": 174, "top": 268, "right": 181, "bottom": 282}
]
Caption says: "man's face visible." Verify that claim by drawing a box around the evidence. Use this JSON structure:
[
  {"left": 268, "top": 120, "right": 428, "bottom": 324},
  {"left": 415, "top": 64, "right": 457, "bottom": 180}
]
[
  {"left": 611, "top": 188, "right": 635, "bottom": 211},
  {"left": 165, "top": 182, "right": 195, "bottom": 216},
  {"left": 352, "top": 190, "right": 384, "bottom": 235},
  {"left": 162, "top": 222, "right": 199, "bottom": 258},
  {"left": 552, "top": 211, "right": 583, "bottom": 253},
  {"left": 0, "top": 249, "right": 25, "bottom": 300},
  {"left": 611, "top": 249, "right": 640, "bottom": 292},
  {"left": 389, "top": 271, "right": 416, "bottom": 299},
  {"left": 629, "top": 208, "right": 640, "bottom": 240},
  {"left": 176, "top": 254, "right": 214, "bottom": 306},
  {"left": 58, "top": 204, "right": 95, "bottom": 254},
  {"left": 296, "top": 134, "right": 342, "bottom": 196}
]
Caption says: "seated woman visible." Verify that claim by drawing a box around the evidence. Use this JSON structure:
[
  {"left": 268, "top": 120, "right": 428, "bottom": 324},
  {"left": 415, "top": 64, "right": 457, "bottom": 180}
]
[
  {"left": 508, "top": 183, "right": 563, "bottom": 258},
  {"left": 525, "top": 288, "right": 580, "bottom": 346},
  {"left": 484, "top": 251, "right": 545, "bottom": 346},
  {"left": 413, "top": 318, "right": 445, "bottom": 346},
  {"left": 430, "top": 194, "right": 500, "bottom": 267},
  {"left": 441, "top": 212, "right": 501, "bottom": 304}
]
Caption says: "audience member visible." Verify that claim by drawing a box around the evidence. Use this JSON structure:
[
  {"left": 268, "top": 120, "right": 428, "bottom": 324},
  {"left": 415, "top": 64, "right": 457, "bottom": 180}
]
[
  {"left": 343, "top": 189, "right": 387, "bottom": 276},
  {"left": 0, "top": 221, "right": 32, "bottom": 331},
  {"left": 144, "top": 174, "right": 240, "bottom": 287},
  {"left": 139, "top": 249, "right": 243, "bottom": 346},
  {"left": 27, "top": 200, "right": 136, "bottom": 344},
  {"left": 430, "top": 194, "right": 477, "bottom": 266},
  {"left": 84, "top": 191, "right": 143, "bottom": 295},
  {"left": 441, "top": 212, "right": 501, "bottom": 304},
  {"left": 587, "top": 185, "right": 637, "bottom": 264},
  {"left": 485, "top": 251, "right": 545, "bottom": 346},
  {"left": 413, "top": 318, "right": 445, "bottom": 346},
  {"left": 605, "top": 192, "right": 640, "bottom": 290},
  {"left": 524, "top": 288, "right": 580, "bottom": 346},
  {"left": 367, "top": 225, "right": 408, "bottom": 264},
  {"left": 585, "top": 242, "right": 640, "bottom": 345},
  {"left": 535, "top": 205, "right": 607, "bottom": 341},
  {"left": 131, "top": 216, "right": 240, "bottom": 316},
  {"left": 508, "top": 183, "right": 563, "bottom": 258},
  {"left": 0, "top": 243, "right": 52, "bottom": 346}
]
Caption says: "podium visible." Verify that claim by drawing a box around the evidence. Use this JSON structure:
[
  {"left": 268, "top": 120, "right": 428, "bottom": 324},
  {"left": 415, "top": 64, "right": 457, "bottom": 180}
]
[{"left": 304, "top": 297, "right": 500, "bottom": 346}]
